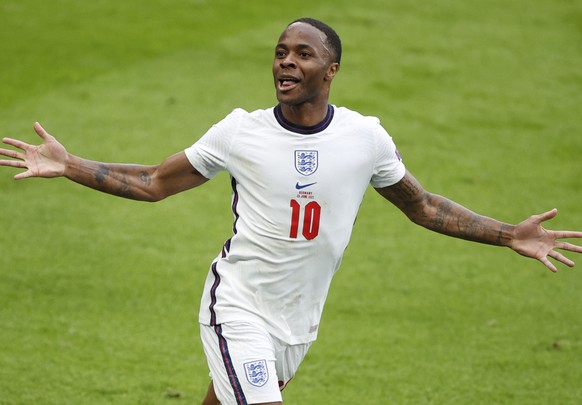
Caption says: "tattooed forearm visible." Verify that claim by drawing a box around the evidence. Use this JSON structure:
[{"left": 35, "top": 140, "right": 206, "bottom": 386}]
[
  {"left": 119, "top": 172, "right": 134, "bottom": 199},
  {"left": 138, "top": 171, "right": 151, "bottom": 186},
  {"left": 62, "top": 152, "right": 204, "bottom": 202},
  {"left": 376, "top": 172, "right": 515, "bottom": 247},
  {"left": 423, "top": 196, "right": 489, "bottom": 240},
  {"left": 431, "top": 197, "right": 452, "bottom": 231},
  {"left": 456, "top": 213, "right": 481, "bottom": 239},
  {"left": 496, "top": 223, "right": 513, "bottom": 246},
  {"left": 423, "top": 195, "right": 513, "bottom": 246},
  {"left": 95, "top": 163, "right": 110, "bottom": 184},
  {"left": 116, "top": 168, "right": 152, "bottom": 198},
  {"left": 92, "top": 163, "right": 135, "bottom": 198},
  {"left": 67, "top": 158, "right": 157, "bottom": 201}
]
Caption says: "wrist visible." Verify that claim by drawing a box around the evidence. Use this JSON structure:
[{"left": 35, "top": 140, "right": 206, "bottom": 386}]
[
  {"left": 63, "top": 153, "right": 77, "bottom": 179},
  {"left": 499, "top": 223, "right": 516, "bottom": 247}
]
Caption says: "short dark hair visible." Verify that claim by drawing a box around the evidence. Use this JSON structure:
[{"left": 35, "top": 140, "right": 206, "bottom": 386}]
[{"left": 290, "top": 18, "right": 342, "bottom": 64}]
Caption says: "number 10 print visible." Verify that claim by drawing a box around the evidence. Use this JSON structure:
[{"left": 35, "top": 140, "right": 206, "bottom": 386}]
[{"left": 289, "top": 200, "right": 321, "bottom": 240}]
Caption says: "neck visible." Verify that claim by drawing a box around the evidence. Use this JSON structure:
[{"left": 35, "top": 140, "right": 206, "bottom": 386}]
[{"left": 278, "top": 101, "right": 330, "bottom": 127}]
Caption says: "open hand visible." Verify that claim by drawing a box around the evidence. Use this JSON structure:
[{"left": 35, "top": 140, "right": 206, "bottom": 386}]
[
  {"left": 510, "top": 209, "right": 582, "bottom": 272},
  {"left": 0, "top": 122, "right": 68, "bottom": 179}
]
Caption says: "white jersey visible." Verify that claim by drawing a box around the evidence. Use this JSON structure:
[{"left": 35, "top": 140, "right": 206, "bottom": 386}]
[{"left": 185, "top": 105, "right": 405, "bottom": 344}]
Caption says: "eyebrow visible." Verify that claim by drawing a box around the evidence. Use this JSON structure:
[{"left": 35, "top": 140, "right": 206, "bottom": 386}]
[{"left": 275, "top": 43, "right": 317, "bottom": 51}]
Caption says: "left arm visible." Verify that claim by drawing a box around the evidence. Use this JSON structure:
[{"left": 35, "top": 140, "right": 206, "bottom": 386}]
[{"left": 376, "top": 170, "right": 582, "bottom": 272}]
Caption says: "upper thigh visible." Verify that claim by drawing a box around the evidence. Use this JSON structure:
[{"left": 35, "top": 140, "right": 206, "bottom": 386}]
[
  {"left": 273, "top": 339, "right": 311, "bottom": 390},
  {"left": 200, "top": 322, "right": 282, "bottom": 405},
  {"left": 202, "top": 382, "right": 283, "bottom": 405}
]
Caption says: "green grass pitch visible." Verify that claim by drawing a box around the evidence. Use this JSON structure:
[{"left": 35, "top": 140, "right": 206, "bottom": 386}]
[{"left": 1, "top": 0, "right": 581, "bottom": 404}]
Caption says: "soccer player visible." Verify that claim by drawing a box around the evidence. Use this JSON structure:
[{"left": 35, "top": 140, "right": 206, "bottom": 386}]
[{"left": 1, "top": 18, "right": 581, "bottom": 405}]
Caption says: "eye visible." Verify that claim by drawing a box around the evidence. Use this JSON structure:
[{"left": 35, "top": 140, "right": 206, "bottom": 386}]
[
  {"left": 299, "top": 51, "right": 311, "bottom": 58},
  {"left": 275, "top": 49, "right": 286, "bottom": 58}
]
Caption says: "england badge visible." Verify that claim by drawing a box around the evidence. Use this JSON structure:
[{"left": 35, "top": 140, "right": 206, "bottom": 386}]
[
  {"left": 244, "top": 360, "right": 269, "bottom": 387},
  {"left": 295, "top": 150, "right": 318, "bottom": 176}
]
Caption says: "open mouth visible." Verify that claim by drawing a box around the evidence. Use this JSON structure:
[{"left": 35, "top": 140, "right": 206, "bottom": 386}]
[{"left": 278, "top": 77, "right": 300, "bottom": 91}]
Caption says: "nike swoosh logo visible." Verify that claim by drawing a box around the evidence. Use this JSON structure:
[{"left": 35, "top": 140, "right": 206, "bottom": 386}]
[{"left": 295, "top": 182, "right": 317, "bottom": 190}]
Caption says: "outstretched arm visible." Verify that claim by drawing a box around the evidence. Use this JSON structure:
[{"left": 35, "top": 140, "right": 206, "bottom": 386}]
[
  {"left": 376, "top": 171, "right": 582, "bottom": 272},
  {"left": 0, "top": 122, "right": 208, "bottom": 201}
]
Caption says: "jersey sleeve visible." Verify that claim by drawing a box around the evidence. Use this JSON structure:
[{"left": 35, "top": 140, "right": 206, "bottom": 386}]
[
  {"left": 369, "top": 122, "right": 406, "bottom": 188},
  {"left": 183, "top": 108, "right": 245, "bottom": 179}
]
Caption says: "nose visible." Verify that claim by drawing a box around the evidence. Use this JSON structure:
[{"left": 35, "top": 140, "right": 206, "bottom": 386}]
[{"left": 280, "top": 53, "right": 296, "bottom": 69}]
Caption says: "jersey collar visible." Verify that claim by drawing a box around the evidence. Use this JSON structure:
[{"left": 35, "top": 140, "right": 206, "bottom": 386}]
[{"left": 274, "top": 104, "right": 334, "bottom": 134}]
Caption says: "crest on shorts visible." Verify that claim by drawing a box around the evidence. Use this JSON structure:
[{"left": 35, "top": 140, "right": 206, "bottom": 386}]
[
  {"left": 244, "top": 360, "right": 269, "bottom": 387},
  {"left": 295, "top": 150, "right": 318, "bottom": 176}
]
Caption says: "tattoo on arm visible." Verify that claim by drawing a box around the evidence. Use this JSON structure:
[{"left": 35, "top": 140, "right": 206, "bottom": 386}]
[
  {"left": 118, "top": 168, "right": 151, "bottom": 198},
  {"left": 428, "top": 196, "right": 511, "bottom": 245},
  {"left": 378, "top": 174, "right": 426, "bottom": 212},
  {"left": 139, "top": 171, "right": 151, "bottom": 186},
  {"left": 90, "top": 163, "right": 151, "bottom": 199},
  {"left": 430, "top": 198, "right": 451, "bottom": 231},
  {"left": 432, "top": 198, "right": 483, "bottom": 240},
  {"left": 66, "top": 154, "right": 169, "bottom": 201},
  {"left": 457, "top": 214, "right": 481, "bottom": 239},
  {"left": 394, "top": 177, "right": 423, "bottom": 204},
  {"left": 378, "top": 172, "right": 513, "bottom": 246},
  {"left": 119, "top": 172, "right": 133, "bottom": 198},
  {"left": 496, "top": 223, "right": 513, "bottom": 245},
  {"left": 95, "top": 163, "right": 110, "bottom": 184}
]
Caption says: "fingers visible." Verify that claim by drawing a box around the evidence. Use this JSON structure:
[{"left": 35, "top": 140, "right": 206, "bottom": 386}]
[
  {"left": 0, "top": 146, "right": 23, "bottom": 160},
  {"left": 1, "top": 131, "right": 34, "bottom": 178},
  {"left": 0, "top": 145, "right": 26, "bottom": 171},
  {"left": 0, "top": 156, "right": 31, "bottom": 180},
  {"left": 34, "top": 122, "right": 49, "bottom": 140},
  {"left": 541, "top": 244, "right": 580, "bottom": 272},
  {"left": 1, "top": 122, "right": 48, "bottom": 151},
  {"left": 557, "top": 241, "right": 582, "bottom": 253},
  {"left": 0, "top": 154, "right": 29, "bottom": 180},
  {"left": 3, "top": 123, "right": 50, "bottom": 150},
  {"left": 13, "top": 170, "right": 34, "bottom": 180},
  {"left": 533, "top": 208, "right": 558, "bottom": 224},
  {"left": 0, "top": 159, "right": 26, "bottom": 168},
  {"left": 540, "top": 256, "right": 558, "bottom": 273},
  {"left": 548, "top": 249, "right": 575, "bottom": 268},
  {"left": 2, "top": 137, "right": 30, "bottom": 151},
  {"left": 554, "top": 231, "right": 582, "bottom": 240}
]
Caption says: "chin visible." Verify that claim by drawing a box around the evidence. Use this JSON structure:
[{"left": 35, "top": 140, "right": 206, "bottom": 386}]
[
  {"left": 276, "top": 94, "right": 295, "bottom": 106},
  {"left": 276, "top": 93, "right": 305, "bottom": 107}
]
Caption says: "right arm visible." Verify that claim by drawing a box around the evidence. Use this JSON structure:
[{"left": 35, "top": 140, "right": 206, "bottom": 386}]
[
  {"left": 375, "top": 170, "right": 582, "bottom": 272},
  {"left": 0, "top": 122, "right": 208, "bottom": 201}
]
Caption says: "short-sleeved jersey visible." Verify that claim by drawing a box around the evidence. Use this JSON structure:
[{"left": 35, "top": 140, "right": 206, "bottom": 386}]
[{"left": 185, "top": 104, "right": 405, "bottom": 344}]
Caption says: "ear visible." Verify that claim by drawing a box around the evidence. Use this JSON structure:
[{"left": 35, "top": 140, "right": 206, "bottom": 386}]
[{"left": 325, "top": 63, "right": 340, "bottom": 81}]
